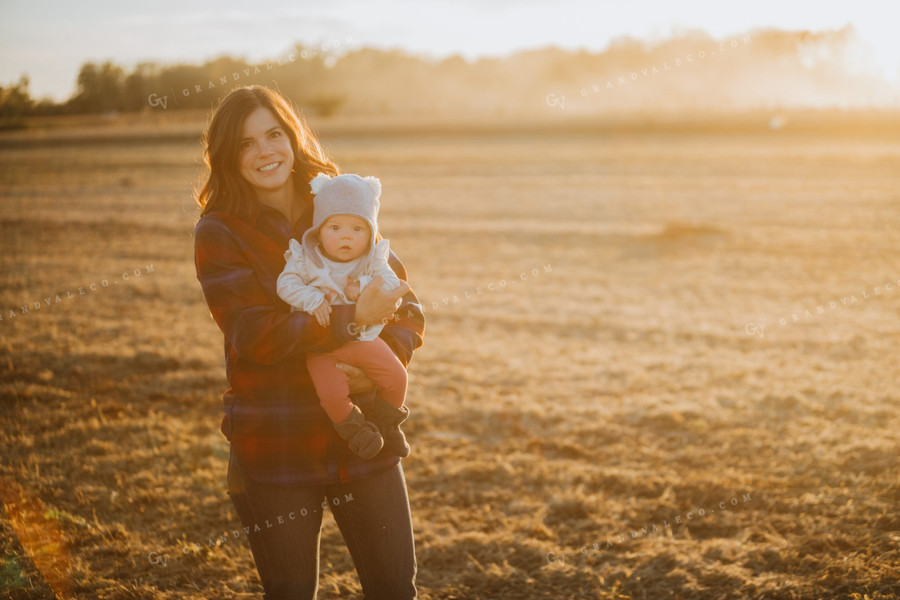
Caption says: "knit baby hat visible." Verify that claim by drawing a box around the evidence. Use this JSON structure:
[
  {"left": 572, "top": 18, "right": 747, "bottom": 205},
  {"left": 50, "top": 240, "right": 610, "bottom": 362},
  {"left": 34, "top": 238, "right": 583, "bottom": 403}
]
[{"left": 301, "top": 173, "right": 382, "bottom": 267}]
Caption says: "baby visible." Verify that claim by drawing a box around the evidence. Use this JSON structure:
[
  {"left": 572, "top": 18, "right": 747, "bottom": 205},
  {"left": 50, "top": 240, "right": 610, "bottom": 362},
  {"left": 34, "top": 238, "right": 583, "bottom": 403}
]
[{"left": 277, "top": 173, "right": 410, "bottom": 460}]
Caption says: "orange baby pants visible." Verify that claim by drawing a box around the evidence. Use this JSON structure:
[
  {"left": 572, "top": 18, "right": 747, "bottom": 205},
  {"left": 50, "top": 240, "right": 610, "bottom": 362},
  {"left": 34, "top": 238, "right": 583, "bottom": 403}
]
[{"left": 306, "top": 339, "right": 408, "bottom": 424}]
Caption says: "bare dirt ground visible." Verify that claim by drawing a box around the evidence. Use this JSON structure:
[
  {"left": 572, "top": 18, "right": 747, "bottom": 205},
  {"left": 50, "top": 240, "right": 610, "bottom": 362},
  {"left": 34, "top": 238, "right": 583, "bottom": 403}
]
[{"left": 1, "top": 120, "right": 899, "bottom": 599}]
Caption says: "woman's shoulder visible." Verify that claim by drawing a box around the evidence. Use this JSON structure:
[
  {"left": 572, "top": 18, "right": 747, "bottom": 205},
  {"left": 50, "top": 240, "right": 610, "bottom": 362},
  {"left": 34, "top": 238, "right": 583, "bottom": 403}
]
[
  {"left": 195, "top": 211, "right": 232, "bottom": 235},
  {"left": 194, "top": 210, "right": 259, "bottom": 243},
  {"left": 196, "top": 208, "right": 248, "bottom": 226},
  {"left": 194, "top": 213, "right": 226, "bottom": 250}
]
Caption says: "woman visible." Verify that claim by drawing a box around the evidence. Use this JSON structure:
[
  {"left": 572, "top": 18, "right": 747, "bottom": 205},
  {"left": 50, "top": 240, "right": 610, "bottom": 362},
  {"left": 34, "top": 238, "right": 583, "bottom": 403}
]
[{"left": 193, "top": 85, "right": 424, "bottom": 599}]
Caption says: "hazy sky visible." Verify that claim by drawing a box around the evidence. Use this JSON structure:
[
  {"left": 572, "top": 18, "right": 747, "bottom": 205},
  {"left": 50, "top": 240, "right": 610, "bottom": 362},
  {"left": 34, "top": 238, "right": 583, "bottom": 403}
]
[{"left": 1, "top": 0, "right": 897, "bottom": 101}]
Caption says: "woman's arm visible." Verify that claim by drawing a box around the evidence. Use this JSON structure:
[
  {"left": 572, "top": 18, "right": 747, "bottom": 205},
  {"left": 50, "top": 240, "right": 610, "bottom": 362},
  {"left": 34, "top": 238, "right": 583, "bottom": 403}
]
[
  {"left": 352, "top": 242, "right": 412, "bottom": 342},
  {"left": 336, "top": 249, "right": 425, "bottom": 392},
  {"left": 194, "top": 217, "right": 356, "bottom": 364},
  {"left": 377, "top": 249, "right": 425, "bottom": 367},
  {"left": 365, "top": 240, "right": 404, "bottom": 291}
]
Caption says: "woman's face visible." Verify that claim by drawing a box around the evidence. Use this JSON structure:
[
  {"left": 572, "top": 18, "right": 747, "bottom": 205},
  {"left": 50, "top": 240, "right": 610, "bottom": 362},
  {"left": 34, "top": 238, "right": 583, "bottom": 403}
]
[
  {"left": 319, "top": 215, "right": 371, "bottom": 262},
  {"left": 238, "top": 107, "right": 295, "bottom": 194}
]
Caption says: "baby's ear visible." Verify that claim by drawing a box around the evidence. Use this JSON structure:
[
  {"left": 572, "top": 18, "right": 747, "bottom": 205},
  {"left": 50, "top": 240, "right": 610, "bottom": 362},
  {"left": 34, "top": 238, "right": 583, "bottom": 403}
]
[
  {"left": 310, "top": 173, "right": 332, "bottom": 195},
  {"left": 362, "top": 176, "right": 381, "bottom": 199}
]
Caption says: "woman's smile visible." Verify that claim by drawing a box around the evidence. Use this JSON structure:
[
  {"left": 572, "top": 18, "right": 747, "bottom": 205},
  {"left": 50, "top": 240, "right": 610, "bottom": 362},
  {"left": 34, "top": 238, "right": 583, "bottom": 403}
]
[{"left": 257, "top": 161, "right": 282, "bottom": 173}]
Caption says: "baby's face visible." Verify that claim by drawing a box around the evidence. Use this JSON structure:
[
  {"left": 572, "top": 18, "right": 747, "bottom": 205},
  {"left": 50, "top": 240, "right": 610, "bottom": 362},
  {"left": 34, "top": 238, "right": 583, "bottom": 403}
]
[{"left": 319, "top": 215, "right": 371, "bottom": 262}]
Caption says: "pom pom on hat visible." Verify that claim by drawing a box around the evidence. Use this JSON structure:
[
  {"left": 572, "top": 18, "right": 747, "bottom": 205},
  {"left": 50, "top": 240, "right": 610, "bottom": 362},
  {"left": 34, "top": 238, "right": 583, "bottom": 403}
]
[
  {"left": 309, "top": 173, "right": 332, "bottom": 195},
  {"left": 362, "top": 176, "right": 381, "bottom": 199}
]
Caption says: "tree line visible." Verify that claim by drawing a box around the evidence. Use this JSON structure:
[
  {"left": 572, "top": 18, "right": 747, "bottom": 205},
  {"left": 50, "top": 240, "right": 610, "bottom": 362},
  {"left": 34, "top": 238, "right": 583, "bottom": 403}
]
[
  {"left": 1, "top": 44, "right": 352, "bottom": 123},
  {"left": 2, "top": 27, "right": 893, "bottom": 127}
]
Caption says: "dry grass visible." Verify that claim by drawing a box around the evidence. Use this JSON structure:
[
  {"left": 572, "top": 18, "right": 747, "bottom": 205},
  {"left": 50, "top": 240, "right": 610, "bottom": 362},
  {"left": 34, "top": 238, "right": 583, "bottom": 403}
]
[{"left": 1, "top": 120, "right": 899, "bottom": 599}]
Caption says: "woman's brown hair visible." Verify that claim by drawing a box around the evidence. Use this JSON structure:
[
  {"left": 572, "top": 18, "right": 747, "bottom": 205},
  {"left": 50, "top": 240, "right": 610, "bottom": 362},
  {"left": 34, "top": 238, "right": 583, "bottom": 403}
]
[{"left": 196, "top": 86, "right": 339, "bottom": 220}]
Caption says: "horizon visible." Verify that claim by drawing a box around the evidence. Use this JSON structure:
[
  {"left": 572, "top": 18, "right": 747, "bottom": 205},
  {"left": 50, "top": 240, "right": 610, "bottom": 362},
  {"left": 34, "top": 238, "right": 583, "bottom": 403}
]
[{"left": 1, "top": 0, "right": 899, "bottom": 102}]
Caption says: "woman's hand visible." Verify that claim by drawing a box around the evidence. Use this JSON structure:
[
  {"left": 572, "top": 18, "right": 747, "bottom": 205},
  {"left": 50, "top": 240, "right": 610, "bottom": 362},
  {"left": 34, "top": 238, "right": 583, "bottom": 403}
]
[
  {"left": 334, "top": 362, "right": 377, "bottom": 394},
  {"left": 353, "top": 276, "right": 410, "bottom": 327}
]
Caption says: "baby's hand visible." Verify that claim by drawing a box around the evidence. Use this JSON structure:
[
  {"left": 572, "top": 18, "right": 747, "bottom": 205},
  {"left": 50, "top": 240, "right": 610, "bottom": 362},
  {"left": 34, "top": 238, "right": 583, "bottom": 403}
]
[
  {"left": 312, "top": 297, "right": 332, "bottom": 327},
  {"left": 345, "top": 278, "right": 361, "bottom": 302}
]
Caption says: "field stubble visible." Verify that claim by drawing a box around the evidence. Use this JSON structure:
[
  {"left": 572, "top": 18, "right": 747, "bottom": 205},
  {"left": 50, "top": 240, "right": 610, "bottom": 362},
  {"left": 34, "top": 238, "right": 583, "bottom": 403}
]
[{"left": 1, "top": 124, "right": 899, "bottom": 599}]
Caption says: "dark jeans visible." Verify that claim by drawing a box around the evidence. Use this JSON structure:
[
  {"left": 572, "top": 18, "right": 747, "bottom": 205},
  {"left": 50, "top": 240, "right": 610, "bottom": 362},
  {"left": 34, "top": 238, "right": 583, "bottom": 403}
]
[{"left": 227, "top": 452, "right": 417, "bottom": 599}]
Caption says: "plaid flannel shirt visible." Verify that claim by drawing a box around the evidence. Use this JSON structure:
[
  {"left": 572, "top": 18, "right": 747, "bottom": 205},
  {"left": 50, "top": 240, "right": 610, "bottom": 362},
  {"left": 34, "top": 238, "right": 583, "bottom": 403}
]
[{"left": 194, "top": 197, "right": 425, "bottom": 486}]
